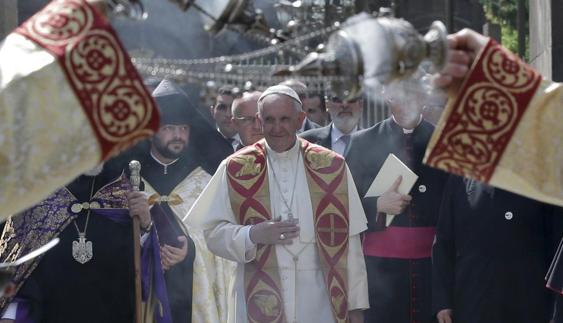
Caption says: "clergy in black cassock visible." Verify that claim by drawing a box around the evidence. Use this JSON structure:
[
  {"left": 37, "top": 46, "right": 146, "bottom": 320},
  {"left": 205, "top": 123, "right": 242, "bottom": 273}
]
[
  {"left": 0, "top": 157, "right": 169, "bottom": 323},
  {"left": 124, "top": 79, "right": 233, "bottom": 323},
  {"left": 346, "top": 85, "right": 448, "bottom": 323},
  {"left": 432, "top": 176, "right": 563, "bottom": 323}
]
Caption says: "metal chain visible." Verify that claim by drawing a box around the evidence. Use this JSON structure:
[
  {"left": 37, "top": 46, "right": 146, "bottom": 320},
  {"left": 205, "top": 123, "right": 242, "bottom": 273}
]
[{"left": 131, "top": 22, "right": 339, "bottom": 68}]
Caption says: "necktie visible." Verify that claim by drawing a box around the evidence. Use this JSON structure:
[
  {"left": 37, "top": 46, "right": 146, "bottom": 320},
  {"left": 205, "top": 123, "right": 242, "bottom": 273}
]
[
  {"left": 341, "top": 134, "right": 351, "bottom": 153},
  {"left": 226, "top": 137, "right": 236, "bottom": 151}
]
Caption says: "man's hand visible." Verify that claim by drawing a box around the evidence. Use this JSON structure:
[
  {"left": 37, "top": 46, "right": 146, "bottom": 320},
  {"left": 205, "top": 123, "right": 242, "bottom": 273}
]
[
  {"left": 249, "top": 219, "right": 300, "bottom": 245},
  {"left": 161, "top": 236, "right": 188, "bottom": 271},
  {"left": 437, "top": 309, "right": 453, "bottom": 323},
  {"left": 126, "top": 191, "right": 151, "bottom": 230},
  {"left": 376, "top": 176, "right": 412, "bottom": 215},
  {"left": 433, "top": 28, "right": 489, "bottom": 95}
]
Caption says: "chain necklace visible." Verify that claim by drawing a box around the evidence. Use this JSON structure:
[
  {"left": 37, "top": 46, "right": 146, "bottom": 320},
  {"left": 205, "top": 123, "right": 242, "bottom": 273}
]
[
  {"left": 265, "top": 147, "right": 301, "bottom": 220},
  {"left": 71, "top": 176, "right": 96, "bottom": 264},
  {"left": 266, "top": 146, "right": 310, "bottom": 323}
]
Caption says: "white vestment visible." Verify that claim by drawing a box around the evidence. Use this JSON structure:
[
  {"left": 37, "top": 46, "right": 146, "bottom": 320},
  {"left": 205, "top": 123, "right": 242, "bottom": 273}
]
[
  {"left": 144, "top": 167, "right": 235, "bottom": 323},
  {"left": 186, "top": 141, "right": 369, "bottom": 323}
]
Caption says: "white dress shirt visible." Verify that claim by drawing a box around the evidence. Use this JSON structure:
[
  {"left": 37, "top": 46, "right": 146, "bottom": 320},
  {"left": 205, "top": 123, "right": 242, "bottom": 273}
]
[{"left": 330, "top": 124, "right": 359, "bottom": 156}]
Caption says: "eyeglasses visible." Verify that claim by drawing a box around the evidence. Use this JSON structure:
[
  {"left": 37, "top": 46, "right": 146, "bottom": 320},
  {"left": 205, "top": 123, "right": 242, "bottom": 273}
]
[
  {"left": 215, "top": 103, "right": 231, "bottom": 111},
  {"left": 233, "top": 116, "right": 257, "bottom": 125}
]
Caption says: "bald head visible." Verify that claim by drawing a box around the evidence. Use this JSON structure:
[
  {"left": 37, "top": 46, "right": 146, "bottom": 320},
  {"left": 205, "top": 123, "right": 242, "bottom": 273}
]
[
  {"left": 279, "top": 79, "right": 307, "bottom": 101},
  {"left": 232, "top": 91, "right": 262, "bottom": 117},
  {"left": 231, "top": 91, "right": 263, "bottom": 146}
]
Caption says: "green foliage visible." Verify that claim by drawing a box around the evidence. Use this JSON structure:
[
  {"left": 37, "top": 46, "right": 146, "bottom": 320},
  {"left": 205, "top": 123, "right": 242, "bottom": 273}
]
[{"left": 479, "top": 0, "right": 529, "bottom": 60}]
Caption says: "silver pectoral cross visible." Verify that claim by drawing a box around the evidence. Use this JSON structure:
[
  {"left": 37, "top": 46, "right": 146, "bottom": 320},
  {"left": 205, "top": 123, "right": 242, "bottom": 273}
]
[{"left": 72, "top": 233, "right": 93, "bottom": 264}]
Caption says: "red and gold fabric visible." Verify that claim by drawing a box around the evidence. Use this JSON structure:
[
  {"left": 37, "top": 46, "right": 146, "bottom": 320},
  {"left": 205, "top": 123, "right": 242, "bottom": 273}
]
[
  {"left": 225, "top": 139, "right": 350, "bottom": 323},
  {"left": 302, "top": 140, "right": 350, "bottom": 323},
  {"left": 424, "top": 39, "right": 563, "bottom": 207},
  {"left": 0, "top": 0, "right": 159, "bottom": 218}
]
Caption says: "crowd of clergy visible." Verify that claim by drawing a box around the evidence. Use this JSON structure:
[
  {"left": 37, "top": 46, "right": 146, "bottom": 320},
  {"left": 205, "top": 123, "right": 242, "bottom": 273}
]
[
  {"left": 0, "top": 2, "right": 561, "bottom": 323},
  {"left": 0, "top": 74, "right": 560, "bottom": 323}
]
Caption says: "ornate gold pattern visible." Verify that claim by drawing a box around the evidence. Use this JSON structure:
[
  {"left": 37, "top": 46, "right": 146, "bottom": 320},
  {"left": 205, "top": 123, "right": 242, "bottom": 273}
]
[
  {"left": 425, "top": 39, "right": 542, "bottom": 182},
  {"left": 233, "top": 155, "right": 262, "bottom": 177},
  {"left": 0, "top": 175, "right": 129, "bottom": 310},
  {"left": 302, "top": 140, "right": 349, "bottom": 323},
  {"left": 16, "top": 0, "right": 159, "bottom": 160},
  {"left": 306, "top": 149, "right": 335, "bottom": 170},
  {"left": 144, "top": 169, "right": 235, "bottom": 323},
  {"left": 26, "top": 0, "right": 94, "bottom": 46},
  {"left": 484, "top": 46, "right": 539, "bottom": 93}
]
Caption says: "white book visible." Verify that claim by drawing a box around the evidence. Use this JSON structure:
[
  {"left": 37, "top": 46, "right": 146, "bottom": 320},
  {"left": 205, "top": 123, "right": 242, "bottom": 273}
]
[{"left": 364, "top": 153, "right": 418, "bottom": 226}]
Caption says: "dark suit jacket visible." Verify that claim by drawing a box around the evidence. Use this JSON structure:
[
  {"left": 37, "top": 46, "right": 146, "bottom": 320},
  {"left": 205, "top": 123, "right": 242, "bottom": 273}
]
[
  {"left": 299, "top": 124, "right": 332, "bottom": 149},
  {"left": 302, "top": 118, "right": 321, "bottom": 132},
  {"left": 432, "top": 176, "right": 563, "bottom": 323}
]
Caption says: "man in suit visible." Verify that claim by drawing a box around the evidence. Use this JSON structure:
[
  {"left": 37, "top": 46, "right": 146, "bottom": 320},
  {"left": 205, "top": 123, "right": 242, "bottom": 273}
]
[
  {"left": 231, "top": 91, "right": 263, "bottom": 150},
  {"left": 303, "top": 92, "right": 329, "bottom": 126},
  {"left": 346, "top": 80, "right": 448, "bottom": 323},
  {"left": 210, "top": 86, "right": 241, "bottom": 151},
  {"left": 300, "top": 95, "right": 363, "bottom": 156}
]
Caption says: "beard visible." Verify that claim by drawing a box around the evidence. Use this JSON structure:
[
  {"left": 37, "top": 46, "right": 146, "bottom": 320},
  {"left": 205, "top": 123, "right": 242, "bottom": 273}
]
[
  {"left": 153, "top": 137, "right": 186, "bottom": 159},
  {"left": 333, "top": 114, "right": 360, "bottom": 133},
  {"left": 83, "top": 163, "right": 104, "bottom": 177}
]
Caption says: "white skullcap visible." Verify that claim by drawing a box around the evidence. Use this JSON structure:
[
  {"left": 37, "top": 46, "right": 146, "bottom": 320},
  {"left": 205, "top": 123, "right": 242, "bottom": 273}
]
[{"left": 258, "top": 85, "right": 302, "bottom": 106}]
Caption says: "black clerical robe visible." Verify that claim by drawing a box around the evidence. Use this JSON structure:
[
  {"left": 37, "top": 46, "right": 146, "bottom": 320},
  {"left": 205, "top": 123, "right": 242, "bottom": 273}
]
[
  {"left": 346, "top": 118, "right": 448, "bottom": 323},
  {"left": 0, "top": 163, "right": 140, "bottom": 323},
  {"left": 432, "top": 176, "right": 563, "bottom": 323},
  {"left": 130, "top": 142, "right": 227, "bottom": 323}
]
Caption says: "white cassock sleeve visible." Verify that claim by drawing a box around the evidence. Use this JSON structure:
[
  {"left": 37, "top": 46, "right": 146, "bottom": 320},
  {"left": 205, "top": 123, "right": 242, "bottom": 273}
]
[
  {"left": 185, "top": 161, "right": 257, "bottom": 263},
  {"left": 345, "top": 164, "right": 370, "bottom": 311}
]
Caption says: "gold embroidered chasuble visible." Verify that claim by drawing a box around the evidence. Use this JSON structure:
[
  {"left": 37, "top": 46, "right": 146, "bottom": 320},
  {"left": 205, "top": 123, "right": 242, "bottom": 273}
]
[
  {"left": 225, "top": 139, "right": 351, "bottom": 323},
  {"left": 143, "top": 167, "right": 235, "bottom": 323},
  {"left": 424, "top": 39, "right": 563, "bottom": 207}
]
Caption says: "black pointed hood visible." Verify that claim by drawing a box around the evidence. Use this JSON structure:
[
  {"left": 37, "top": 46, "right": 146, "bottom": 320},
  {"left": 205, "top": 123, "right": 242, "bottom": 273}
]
[{"left": 152, "top": 79, "right": 197, "bottom": 126}]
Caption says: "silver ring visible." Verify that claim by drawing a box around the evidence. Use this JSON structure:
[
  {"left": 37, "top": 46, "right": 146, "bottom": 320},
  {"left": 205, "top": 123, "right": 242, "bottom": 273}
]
[{"left": 279, "top": 233, "right": 286, "bottom": 240}]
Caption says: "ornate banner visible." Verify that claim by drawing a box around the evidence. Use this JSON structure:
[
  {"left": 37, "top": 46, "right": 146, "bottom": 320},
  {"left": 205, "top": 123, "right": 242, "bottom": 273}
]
[
  {"left": 15, "top": 0, "right": 159, "bottom": 159},
  {"left": 424, "top": 39, "right": 542, "bottom": 183}
]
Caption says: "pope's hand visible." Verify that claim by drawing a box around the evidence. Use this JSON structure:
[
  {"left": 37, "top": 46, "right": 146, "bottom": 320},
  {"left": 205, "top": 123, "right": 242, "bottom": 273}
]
[
  {"left": 250, "top": 220, "right": 300, "bottom": 245},
  {"left": 126, "top": 191, "right": 152, "bottom": 230}
]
